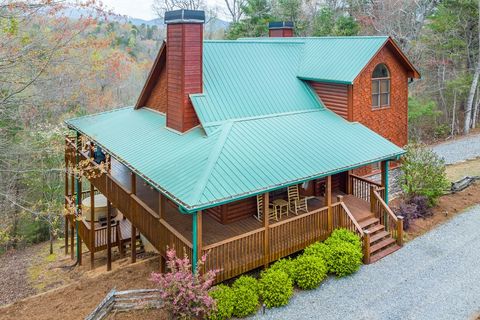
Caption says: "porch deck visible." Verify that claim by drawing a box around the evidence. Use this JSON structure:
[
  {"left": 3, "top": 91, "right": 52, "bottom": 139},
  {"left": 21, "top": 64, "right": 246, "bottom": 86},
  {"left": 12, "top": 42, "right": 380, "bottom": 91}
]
[{"left": 163, "top": 194, "right": 373, "bottom": 247}]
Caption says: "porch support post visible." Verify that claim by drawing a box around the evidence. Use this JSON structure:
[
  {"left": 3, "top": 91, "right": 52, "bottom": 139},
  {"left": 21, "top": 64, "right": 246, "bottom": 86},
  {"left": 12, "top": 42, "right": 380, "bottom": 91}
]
[
  {"left": 381, "top": 160, "right": 389, "bottom": 203},
  {"left": 192, "top": 210, "right": 202, "bottom": 272},
  {"left": 346, "top": 170, "right": 352, "bottom": 194},
  {"left": 130, "top": 172, "right": 137, "bottom": 264},
  {"left": 263, "top": 192, "right": 270, "bottom": 269},
  {"left": 75, "top": 132, "right": 82, "bottom": 265},
  {"left": 70, "top": 224, "right": 74, "bottom": 260},
  {"left": 107, "top": 156, "right": 112, "bottom": 271},
  {"left": 64, "top": 147, "right": 69, "bottom": 256},
  {"left": 90, "top": 181, "right": 95, "bottom": 269},
  {"left": 89, "top": 142, "right": 95, "bottom": 269},
  {"left": 326, "top": 176, "right": 332, "bottom": 233},
  {"left": 192, "top": 211, "right": 199, "bottom": 272},
  {"left": 159, "top": 193, "right": 166, "bottom": 273}
]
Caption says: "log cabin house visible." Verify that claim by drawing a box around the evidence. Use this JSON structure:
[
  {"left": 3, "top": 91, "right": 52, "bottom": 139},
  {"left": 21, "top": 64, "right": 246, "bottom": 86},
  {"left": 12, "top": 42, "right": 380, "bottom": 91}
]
[{"left": 63, "top": 10, "right": 420, "bottom": 282}]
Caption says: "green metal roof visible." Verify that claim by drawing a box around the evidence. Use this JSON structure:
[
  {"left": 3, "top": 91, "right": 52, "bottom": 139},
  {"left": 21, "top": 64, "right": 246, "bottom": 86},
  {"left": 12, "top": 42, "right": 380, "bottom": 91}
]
[
  {"left": 191, "top": 37, "right": 389, "bottom": 134},
  {"left": 66, "top": 107, "right": 404, "bottom": 212},
  {"left": 237, "top": 36, "right": 389, "bottom": 84},
  {"left": 191, "top": 41, "right": 322, "bottom": 132}
]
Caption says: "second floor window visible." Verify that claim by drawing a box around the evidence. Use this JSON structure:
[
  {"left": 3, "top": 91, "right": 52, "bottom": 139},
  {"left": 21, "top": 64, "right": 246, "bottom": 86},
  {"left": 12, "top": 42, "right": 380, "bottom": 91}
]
[{"left": 372, "top": 64, "right": 390, "bottom": 108}]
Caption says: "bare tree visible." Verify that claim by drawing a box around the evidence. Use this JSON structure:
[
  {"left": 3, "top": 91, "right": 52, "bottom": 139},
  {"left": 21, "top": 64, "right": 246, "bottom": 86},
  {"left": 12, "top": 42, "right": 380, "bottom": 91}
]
[
  {"left": 464, "top": 0, "right": 480, "bottom": 134},
  {"left": 152, "top": 0, "right": 206, "bottom": 18},
  {"left": 224, "top": 0, "right": 246, "bottom": 23}
]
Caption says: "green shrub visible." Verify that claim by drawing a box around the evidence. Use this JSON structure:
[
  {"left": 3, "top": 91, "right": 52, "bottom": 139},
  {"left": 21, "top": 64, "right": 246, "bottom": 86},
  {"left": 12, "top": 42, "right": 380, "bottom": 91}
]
[
  {"left": 232, "top": 275, "right": 259, "bottom": 295},
  {"left": 294, "top": 255, "right": 327, "bottom": 289},
  {"left": 328, "top": 241, "right": 362, "bottom": 277},
  {"left": 232, "top": 284, "right": 259, "bottom": 317},
  {"left": 270, "top": 258, "right": 296, "bottom": 280},
  {"left": 259, "top": 269, "right": 293, "bottom": 308},
  {"left": 209, "top": 285, "right": 235, "bottom": 320},
  {"left": 325, "top": 228, "right": 361, "bottom": 250},
  {"left": 303, "top": 242, "right": 332, "bottom": 262},
  {"left": 400, "top": 143, "right": 450, "bottom": 206}
]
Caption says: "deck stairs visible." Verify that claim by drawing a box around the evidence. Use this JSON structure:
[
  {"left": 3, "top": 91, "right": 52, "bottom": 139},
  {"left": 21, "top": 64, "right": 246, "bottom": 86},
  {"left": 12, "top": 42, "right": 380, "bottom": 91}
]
[
  {"left": 341, "top": 195, "right": 400, "bottom": 263},
  {"left": 358, "top": 217, "right": 400, "bottom": 263}
]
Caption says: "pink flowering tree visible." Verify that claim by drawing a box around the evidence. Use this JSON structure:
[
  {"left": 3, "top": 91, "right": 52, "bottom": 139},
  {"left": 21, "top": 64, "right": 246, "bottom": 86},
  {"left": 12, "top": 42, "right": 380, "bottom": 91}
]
[{"left": 151, "top": 249, "right": 218, "bottom": 319}]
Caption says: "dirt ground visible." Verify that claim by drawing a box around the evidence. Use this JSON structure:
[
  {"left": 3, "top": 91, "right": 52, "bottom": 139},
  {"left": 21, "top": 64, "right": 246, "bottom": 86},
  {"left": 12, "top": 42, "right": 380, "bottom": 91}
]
[
  {"left": 0, "top": 257, "right": 163, "bottom": 320},
  {"left": 405, "top": 182, "right": 480, "bottom": 241}
]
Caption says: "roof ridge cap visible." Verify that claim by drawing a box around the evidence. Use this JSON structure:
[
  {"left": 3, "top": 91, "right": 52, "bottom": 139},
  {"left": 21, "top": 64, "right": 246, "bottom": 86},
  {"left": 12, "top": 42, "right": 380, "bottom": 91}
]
[
  {"left": 203, "top": 109, "right": 321, "bottom": 127},
  {"left": 189, "top": 121, "right": 234, "bottom": 206}
]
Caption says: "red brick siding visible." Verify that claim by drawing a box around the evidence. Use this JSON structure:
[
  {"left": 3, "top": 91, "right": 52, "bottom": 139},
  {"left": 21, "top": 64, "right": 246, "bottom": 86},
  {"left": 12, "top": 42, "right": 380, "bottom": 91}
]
[
  {"left": 166, "top": 23, "right": 202, "bottom": 132},
  {"left": 269, "top": 29, "right": 293, "bottom": 37},
  {"left": 310, "top": 82, "right": 349, "bottom": 119},
  {"left": 352, "top": 43, "right": 409, "bottom": 175}
]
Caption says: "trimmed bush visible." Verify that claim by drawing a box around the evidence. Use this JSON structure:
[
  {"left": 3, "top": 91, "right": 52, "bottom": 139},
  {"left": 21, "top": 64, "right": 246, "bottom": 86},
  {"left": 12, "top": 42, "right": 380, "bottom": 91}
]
[
  {"left": 270, "top": 258, "right": 296, "bottom": 280},
  {"left": 325, "top": 228, "right": 362, "bottom": 250},
  {"left": 328, "top": 241, "right": 362, "bottom": 277},
  {"left": 294, "top": 255, "right": 327, "bottom": 289},
  {"left": 303, "top": 242, "right": 332, "bottom": 262},
  {"left": 232, "top": 275, "right": 259, "bottom": 295},
  {"left": 231, "top": 284, "right": 259, "bottom": 317},
  {"left": 259, "top": 269, "right": 293, "bottom": 308},
  {"left": 209, "top": 285, "right": 235, "bottom": 320}
]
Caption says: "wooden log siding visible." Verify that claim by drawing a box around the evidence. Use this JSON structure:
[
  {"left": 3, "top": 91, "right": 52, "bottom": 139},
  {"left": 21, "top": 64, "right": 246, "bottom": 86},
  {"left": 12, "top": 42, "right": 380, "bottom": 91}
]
[{"left": 310, "top": 81, "right": 349, "bottom": 119}]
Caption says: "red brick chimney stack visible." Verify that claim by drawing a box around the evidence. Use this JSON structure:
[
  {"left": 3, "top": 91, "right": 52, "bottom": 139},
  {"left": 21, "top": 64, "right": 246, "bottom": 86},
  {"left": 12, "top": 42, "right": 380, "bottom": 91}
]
[
  {"left": 164, "top": 9, "right": 205, "bottom": 133},
  {"left": 268, "top": 21, "right": 294, "bottom": 37}
]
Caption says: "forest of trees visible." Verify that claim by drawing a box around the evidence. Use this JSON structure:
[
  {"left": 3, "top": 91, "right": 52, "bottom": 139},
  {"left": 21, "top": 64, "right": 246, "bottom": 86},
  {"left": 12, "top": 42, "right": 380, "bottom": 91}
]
[{"left": 0, "top": 0, "right": 479, "bottom": 253}]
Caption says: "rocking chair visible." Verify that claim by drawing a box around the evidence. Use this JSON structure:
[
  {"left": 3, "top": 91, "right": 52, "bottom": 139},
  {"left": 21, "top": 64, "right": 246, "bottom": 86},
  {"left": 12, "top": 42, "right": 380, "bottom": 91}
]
[
  {"left": 255, "top": 194, "right": 278, "bottom": 222},
  {"left": 287, "top": 185, "right": 308, "bottom": 215}
]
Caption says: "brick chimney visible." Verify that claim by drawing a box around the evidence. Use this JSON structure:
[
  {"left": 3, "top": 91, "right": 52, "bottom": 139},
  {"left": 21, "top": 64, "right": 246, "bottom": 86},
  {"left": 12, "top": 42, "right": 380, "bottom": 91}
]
[
  {"left": 268, "top": 21, "right": 294, "bottom": 37},
  {"left": 164, "top": 9, "right": 205, "bottom": 133}
]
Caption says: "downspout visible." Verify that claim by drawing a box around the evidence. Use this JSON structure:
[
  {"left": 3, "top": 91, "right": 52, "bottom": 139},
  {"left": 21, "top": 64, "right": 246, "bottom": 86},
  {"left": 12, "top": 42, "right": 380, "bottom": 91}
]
[
  {"left": 191, "top": 211, "right": 198, "bottom": 272},
  {"left": 75, "top": 131, "right": 81, "bottom": 264}
]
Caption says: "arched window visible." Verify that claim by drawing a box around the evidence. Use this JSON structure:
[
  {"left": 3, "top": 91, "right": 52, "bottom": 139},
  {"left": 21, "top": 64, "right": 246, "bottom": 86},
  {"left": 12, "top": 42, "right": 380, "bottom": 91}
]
[{"left": 372, "top": 64, "right": 390, "bottom": 108}]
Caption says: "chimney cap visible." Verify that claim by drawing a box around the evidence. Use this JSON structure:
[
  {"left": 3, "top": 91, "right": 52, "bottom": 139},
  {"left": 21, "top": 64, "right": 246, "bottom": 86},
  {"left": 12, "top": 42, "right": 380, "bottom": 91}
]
[
  {"left": 268, "top": 21, "right": 294, "bottom": 29},
  {"left": 164, "top": 9, "right": 205, "bottom": 24}
]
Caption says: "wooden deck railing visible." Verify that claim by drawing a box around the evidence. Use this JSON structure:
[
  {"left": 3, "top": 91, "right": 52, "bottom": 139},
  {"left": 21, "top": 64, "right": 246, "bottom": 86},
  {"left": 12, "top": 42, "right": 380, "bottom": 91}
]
[
  {"left": 160, "top": 218, "right": 193, "bottom": 261},
  {"left": 203, "top": 228, "right": 265, "bottom": 282},
  {"left": 350, "top": 174, "right": 382, "bottom": 202},
  {"left": 66, "top": 136, "right": 192, "bottom": 262},
  {"left": 332, "top": 201, "right": 364, "bottom": 238},
  {"left": 371, "top": 187, "right": 403, "bottom": 246},
  {"left": 269, "top": 206, "right": 330, "bottom": 261}
]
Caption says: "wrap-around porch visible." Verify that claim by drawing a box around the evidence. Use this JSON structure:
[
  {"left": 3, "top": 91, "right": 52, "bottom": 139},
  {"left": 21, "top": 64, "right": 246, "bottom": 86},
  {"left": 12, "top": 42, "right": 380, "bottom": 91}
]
[{"left": 64, "top": 136, "right": 403, "bottom": 283}]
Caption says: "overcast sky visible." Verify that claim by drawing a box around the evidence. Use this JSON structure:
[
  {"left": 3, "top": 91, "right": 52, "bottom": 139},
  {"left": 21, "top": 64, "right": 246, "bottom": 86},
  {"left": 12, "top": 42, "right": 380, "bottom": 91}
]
[{"left": 100, "top": 0, "right": 227, "bottom": 21}]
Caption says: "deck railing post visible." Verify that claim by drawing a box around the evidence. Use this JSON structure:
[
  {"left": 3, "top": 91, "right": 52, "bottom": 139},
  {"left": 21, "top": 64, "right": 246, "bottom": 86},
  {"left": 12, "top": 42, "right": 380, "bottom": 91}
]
[
  {"left": 369, "top": 186, "right": 376, "bottom": 214},
  {"left": 363, "top": 230, "right": 371, "bottom": 264},
  {"left": 263, "top": 192, "right": 270, "bottom": 269},
  {"left": 397, "top": 216, "right": 404, "bottom": 247},
  {"left": 337, "top": 195, "right": 344, "bottom": 228}
]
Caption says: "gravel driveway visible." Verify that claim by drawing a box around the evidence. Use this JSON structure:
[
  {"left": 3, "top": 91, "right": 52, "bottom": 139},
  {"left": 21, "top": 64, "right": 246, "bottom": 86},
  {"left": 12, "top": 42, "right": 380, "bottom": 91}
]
[
  {"left": 253, "top": 205, "right": 480, "bottom": 320},
  {"left": 431, "top": 133, "right": 480, "bottom": 165}
]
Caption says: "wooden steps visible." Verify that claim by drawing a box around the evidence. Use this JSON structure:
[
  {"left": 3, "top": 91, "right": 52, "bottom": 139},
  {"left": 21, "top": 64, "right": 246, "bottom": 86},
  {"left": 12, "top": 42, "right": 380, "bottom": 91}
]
[{"left": 358, "top": 215, "right": 400, "bottom": 264}]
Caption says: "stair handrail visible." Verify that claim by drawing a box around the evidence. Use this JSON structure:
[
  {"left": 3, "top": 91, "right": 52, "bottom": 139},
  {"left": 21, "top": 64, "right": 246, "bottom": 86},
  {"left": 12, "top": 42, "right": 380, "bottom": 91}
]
[
  {"left": 371, "top": 186, "right": 404, "bottom": 247},
  {"left": 339, "top": 201, "right": 364, "bottom": 238},
  {"left": 372, "top": 188, "right": 397, "bottom": 223}
]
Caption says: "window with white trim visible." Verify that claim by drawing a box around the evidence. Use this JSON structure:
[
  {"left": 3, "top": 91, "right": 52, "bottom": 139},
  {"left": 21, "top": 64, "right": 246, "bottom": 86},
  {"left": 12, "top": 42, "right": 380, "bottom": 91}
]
[{"left": 372, "top": 64, "right": 390, "bottom": 108}]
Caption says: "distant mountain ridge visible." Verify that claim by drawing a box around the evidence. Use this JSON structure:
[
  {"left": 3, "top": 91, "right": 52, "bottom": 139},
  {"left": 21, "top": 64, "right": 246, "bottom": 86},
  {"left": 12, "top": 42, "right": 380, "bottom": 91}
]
[{"left": 60, "top": 6, "right": 229, "bottom": 31}]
